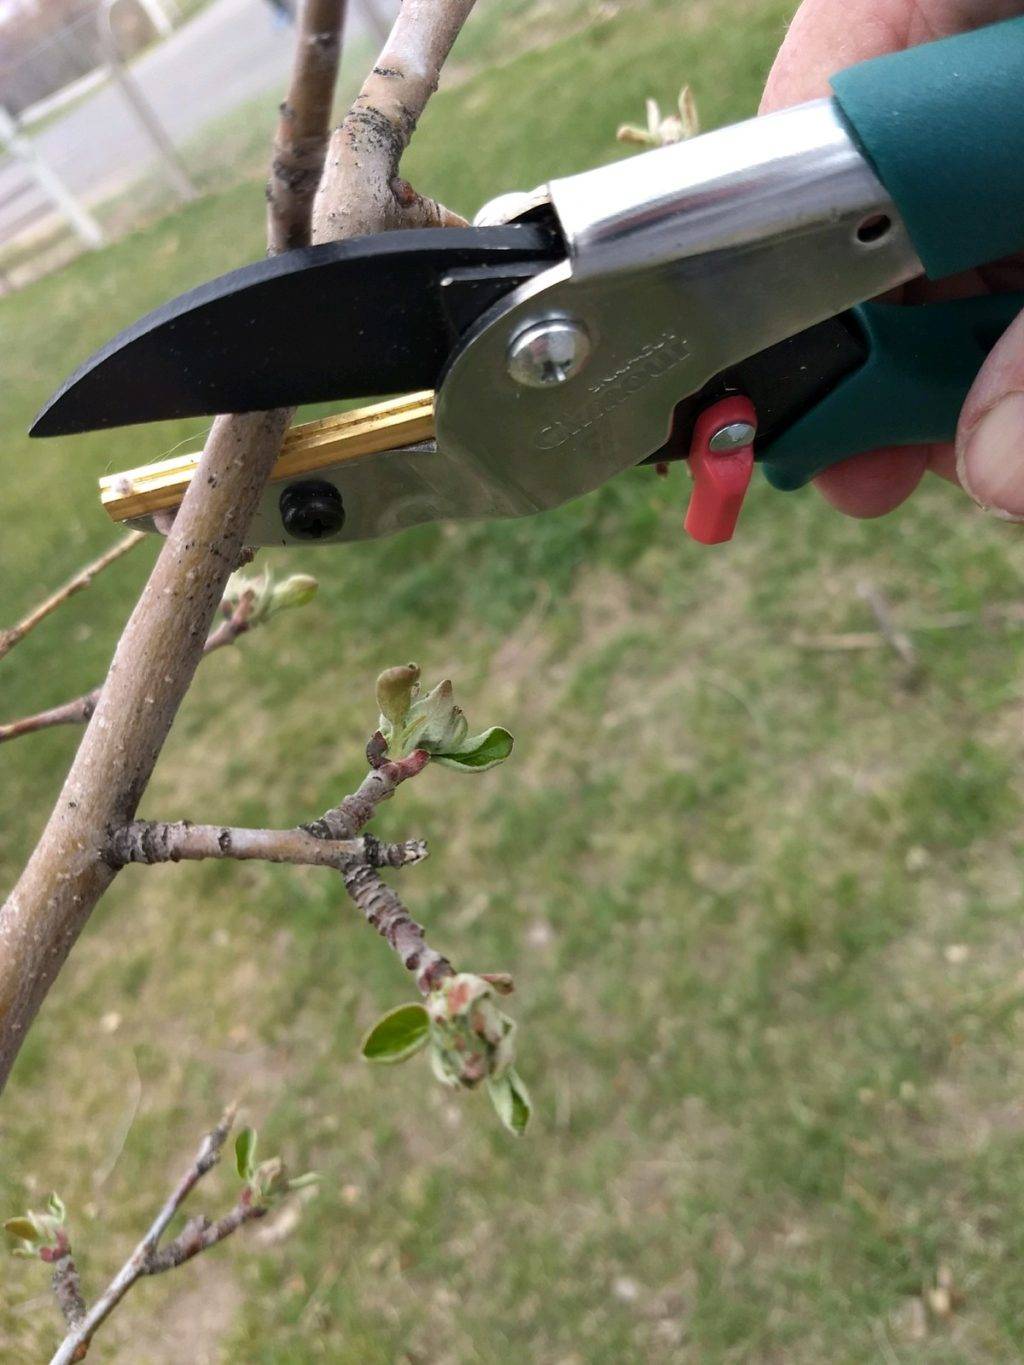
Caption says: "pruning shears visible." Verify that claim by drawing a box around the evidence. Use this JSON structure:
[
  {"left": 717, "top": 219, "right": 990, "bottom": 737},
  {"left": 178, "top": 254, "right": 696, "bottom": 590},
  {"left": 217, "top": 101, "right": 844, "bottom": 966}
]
[{"left": 31, "top": 17, "right": 1024, "bottom": 546}]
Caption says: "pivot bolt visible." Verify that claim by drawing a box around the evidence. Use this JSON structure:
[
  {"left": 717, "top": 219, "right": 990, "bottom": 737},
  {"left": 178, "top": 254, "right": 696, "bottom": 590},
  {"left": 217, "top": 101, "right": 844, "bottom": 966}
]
[
  {"left": 708, "top": 420, "right": 756, "bottom": 452},
  {"left": 279, "top": 480, "right": 345, "bottom": 540},
  {"left": 507, "top": 317, "right": 591, "bottom": 389}
]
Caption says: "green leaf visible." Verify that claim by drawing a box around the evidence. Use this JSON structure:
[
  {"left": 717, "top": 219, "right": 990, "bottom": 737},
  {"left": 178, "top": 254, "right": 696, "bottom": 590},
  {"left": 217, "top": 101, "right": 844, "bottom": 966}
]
[
  {"left": 434, "top": 727, "right": 514, "bottom": 772},
  {"left": 268, "top": 574, "right": 319, "bottom": 615},
  {"left": 4, "top": 1217, "right": 38, "bottom": 1243},
  {"left": 235, "top": 1128, "right": 258, "bottom": 1182},
  {"left": 486, "top": 1068, "right": 532, "bottom": 1135},
  {"left": 361, "top": 1003, "right": 430, "bottom": 1064},
  {"left": 46, "top": 1193, "right": 65, "bottom": 1225},
  {"left": 286, "top": 1172, "right": 320, "bottom": 1191}
]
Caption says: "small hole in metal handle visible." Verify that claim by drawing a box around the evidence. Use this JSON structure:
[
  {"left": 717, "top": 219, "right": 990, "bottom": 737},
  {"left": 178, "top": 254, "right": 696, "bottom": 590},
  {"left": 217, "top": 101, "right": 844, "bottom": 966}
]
[{"left": 855, "top": 213, "right": 892, "bottom": 245}]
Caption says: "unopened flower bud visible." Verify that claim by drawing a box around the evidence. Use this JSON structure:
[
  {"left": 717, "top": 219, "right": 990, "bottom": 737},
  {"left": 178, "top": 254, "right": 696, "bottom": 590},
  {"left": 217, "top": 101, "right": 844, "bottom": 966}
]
[
  {"left": 269, "top": 574, "right": 318, "bottom": 614},
  {"left": 376, "top": 663, "right": 421, "bottom": 727}
]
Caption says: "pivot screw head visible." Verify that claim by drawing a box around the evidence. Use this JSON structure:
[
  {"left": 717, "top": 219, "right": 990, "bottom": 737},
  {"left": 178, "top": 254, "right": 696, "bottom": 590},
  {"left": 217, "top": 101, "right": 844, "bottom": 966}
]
[
  {"left": 279, "top": 480, "right": 345, "bottom": 540},
  {"left": 708, "top": 420, "right": 756, "bottom": 453},
  {"left": 507, "top": 317, "right": 591, "bottom": 389}
]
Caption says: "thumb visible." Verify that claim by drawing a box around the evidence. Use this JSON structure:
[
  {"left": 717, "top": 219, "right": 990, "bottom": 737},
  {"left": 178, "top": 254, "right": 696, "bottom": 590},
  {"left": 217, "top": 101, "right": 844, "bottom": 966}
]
[{"left": 956, "top": 307, "right": 1024, "bottom": 519}]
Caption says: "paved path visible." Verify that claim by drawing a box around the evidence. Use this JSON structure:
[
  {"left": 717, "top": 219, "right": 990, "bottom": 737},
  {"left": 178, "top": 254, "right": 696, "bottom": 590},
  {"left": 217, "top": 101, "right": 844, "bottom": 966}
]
[{"left": 0, "top": 0, "right": 380, "bottom": 246}]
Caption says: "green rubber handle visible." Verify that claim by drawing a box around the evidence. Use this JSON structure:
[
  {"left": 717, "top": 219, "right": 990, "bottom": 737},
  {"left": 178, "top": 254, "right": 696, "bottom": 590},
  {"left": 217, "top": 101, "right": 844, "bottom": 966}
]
[
  {"left": 831, "top": 17, "right": 1024, "bottom": 279},
  {"left": 760, "top": 294, "right": 1024, "bottom": 491}
]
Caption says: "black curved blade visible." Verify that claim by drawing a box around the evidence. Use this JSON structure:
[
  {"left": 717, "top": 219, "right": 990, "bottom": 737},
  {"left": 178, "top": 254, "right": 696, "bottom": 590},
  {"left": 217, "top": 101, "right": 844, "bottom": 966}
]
[{"left": 31, "top": 225, "right": 561, "bottom": 437}]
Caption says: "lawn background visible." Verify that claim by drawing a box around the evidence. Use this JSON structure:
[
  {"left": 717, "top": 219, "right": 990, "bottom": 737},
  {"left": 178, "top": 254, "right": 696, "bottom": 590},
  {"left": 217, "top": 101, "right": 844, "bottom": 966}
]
[{"left": 3, "top": 0, "right": 1024, "bottom": 1359}]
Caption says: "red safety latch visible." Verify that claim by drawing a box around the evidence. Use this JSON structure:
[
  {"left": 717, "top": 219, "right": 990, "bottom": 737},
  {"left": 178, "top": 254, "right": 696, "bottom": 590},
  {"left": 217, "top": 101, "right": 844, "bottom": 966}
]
[{"left": 683, "top": 396, "right": 757, "bottom": 545}]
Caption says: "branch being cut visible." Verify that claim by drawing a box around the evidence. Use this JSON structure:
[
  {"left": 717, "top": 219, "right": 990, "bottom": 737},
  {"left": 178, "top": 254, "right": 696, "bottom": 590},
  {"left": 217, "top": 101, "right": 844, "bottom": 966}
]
[
  {"left": 312, "top": 0, "right": 476, "bottom": 239},
  {"left": 0, "top": 590, "right": 257, "bottom": 746},
  {"left": 0, "top": 531, "right": 145, "bottom": 663},
  {"left": 49, "top": 1106, "right": 267, "bottom": 1365}
]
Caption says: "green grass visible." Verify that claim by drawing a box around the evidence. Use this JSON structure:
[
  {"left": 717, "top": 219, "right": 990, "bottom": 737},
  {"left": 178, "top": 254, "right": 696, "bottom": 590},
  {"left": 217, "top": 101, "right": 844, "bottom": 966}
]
[{"left": 4, "top": 0, "right": 1024, "bottom": 1359}]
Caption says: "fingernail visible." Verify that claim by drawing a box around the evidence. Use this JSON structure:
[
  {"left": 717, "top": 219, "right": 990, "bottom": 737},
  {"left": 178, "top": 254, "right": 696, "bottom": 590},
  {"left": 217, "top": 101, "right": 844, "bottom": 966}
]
[{"left": 959, "top": 393, "right": 1024, "bottom": 520}]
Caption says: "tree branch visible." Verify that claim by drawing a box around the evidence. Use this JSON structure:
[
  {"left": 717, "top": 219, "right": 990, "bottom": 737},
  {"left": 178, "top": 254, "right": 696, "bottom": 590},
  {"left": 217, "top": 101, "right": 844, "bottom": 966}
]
[
  {"left": 106, "top": 821, "right": 426, "bottom": 871},
  {"left": 312, "top": 0, "right": 476, "bottom": 239},
  {"left": 0, "top": 0, "right": 478, "bottom": 1092},
  {"left": 0, "top": 591, "right": 256, "bottom": 746},
  {"left": 0, "top": 531, "right": 145, "bottom": 663},
  {"left": 47, "top": 1242, "right": 86, "bottom": 1331},
  {"left": 267, "top": 0, "right": 348, "bottom": 252},
  {"left": 338, "top": 860, "right": 453, "bottom": 993},
  {"left": 857, "top": 581, "right": 921, "bottom": 685},
  {"left": 49, "top": 1106, "right": 266, "bottom": 1364},
  {"left": 302, "top": 744, "right": 431, "bottom": 840},
  {"left": 303, "top": 742, "right": 454, "bottom": 993},
  {"left": 106, "top": 744, "right": 448, "bottom": 991},
  {"left": 0, "top": 0, "right": 349, "bottom": 1093}
]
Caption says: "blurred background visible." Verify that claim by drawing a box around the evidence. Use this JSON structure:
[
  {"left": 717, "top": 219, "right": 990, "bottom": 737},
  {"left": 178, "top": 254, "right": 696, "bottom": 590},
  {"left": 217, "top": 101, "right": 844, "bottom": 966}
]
[{"left": 3, "top": 0, "right": 1024, "bottom": 1360}]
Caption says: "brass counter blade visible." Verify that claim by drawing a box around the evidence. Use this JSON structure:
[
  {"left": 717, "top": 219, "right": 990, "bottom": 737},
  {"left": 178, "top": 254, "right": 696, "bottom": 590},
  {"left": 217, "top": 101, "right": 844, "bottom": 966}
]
[{"left": 99, "top": 392, "right": 435, "bottom": 525}]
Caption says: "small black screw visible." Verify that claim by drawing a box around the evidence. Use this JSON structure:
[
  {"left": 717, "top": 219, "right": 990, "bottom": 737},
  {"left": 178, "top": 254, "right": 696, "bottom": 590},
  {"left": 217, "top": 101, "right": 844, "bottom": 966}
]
[{"left": 279, "top": 480, "right": 345, "bottom": 540}]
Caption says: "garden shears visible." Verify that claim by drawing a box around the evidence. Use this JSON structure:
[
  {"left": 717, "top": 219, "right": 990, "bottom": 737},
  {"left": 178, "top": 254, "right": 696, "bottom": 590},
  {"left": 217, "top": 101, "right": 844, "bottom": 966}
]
[{"left": 31, "top": 17, "right": 1024, "bottom": 545}]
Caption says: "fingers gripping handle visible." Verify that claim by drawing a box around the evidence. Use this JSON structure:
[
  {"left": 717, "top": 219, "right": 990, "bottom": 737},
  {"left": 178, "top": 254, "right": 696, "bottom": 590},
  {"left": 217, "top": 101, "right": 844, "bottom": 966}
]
[
  {"left": 830, "top": 16, "right": 1024, "bottom": 279},
  {"left": 760, "top": 294, "right": 1024, "bottom": 491}
]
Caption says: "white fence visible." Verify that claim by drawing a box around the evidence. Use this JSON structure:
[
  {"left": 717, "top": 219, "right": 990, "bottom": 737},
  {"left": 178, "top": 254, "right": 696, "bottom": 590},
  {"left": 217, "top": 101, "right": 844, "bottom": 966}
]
[{"left": 0, "top": 0, "right": 395, "bottom": 287}]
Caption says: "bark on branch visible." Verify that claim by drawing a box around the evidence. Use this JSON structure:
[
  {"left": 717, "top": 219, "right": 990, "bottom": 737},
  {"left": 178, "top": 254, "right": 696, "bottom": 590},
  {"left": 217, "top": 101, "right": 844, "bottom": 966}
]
[
  {"left": 339, "top": 860, "right": 453, "bottom": 993},
  {"left": 302, "top": 745, "right": 454, "bottom": 992},
  {"left": 106, "top": 821, "right": 426, "bottom": 871},
  {"left": 312, "top": 0, "right": 476, "bottom": 238},
  {"left": 267, "top": 0, "right": 348, "bottom": 252}
]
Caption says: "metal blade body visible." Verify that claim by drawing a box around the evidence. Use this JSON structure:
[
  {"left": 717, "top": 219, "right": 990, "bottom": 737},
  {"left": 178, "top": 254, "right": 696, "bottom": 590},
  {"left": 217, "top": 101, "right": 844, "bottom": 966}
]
[{"left": 31, "top": 226, "right": 559, "bottom": 436}]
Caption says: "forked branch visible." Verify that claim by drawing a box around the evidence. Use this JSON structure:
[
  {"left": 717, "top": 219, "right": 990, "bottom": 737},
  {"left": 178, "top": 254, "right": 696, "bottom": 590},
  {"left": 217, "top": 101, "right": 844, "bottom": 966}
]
[
  {"left": 48, "top": 1106, "right": 269, "bottom": 1365},
  {"left": 0, "top": 0, "right": 479, "bottom": 1096}
]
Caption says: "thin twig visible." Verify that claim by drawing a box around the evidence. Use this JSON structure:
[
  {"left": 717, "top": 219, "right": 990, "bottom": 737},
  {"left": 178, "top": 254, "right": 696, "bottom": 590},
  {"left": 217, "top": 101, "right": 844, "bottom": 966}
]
[
  {"left": 0, "top": 593, "right": 256, "bottom": 746},
  {"left": 0, "top": 531, "right": 145, "bottom": 663},
  {"left": 339, "top": 859, "right": 453, "bottom": 993},
  {"left": 108, "top": 744, "right": 448, "bottom": 991},
  {"left": 857, "top": 581, "right": 919, "bottom": 680},
  {"left": 106, "top": 821, "right": 426, "bottom": 871},
  {"left": 50, "top": 1106, "right": 262, "bottom": 1365},
  {"left": 303, "top": 746, "right": 431, "bottom": 840},
  {"left": 47, "top": 1242, "right": 85, "bottom": 1331},
  {"left": 267, "top": 0, "right": 348, "bottom": 252},
  {"left": 793, "top": 599, "right": 1024, "bottom": 650}
]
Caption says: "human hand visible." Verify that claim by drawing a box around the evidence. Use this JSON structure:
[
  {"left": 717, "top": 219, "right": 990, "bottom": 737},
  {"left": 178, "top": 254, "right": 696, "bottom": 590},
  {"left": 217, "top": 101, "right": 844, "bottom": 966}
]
[{"left": 761, "top": 0, "right": 1024, "bottom": 518}]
